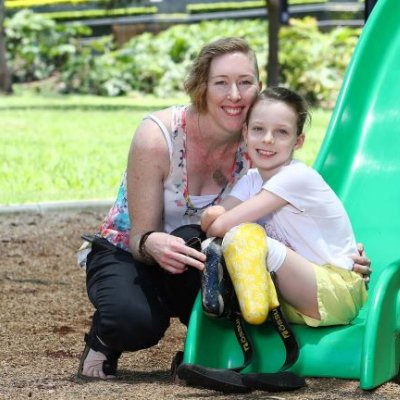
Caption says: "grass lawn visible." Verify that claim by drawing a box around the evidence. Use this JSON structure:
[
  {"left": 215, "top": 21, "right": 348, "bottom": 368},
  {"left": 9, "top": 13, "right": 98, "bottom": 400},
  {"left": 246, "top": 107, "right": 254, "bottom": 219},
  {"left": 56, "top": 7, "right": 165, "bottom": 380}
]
[{"left": 0, "top": 93, "right": 332, "bottom": 205}]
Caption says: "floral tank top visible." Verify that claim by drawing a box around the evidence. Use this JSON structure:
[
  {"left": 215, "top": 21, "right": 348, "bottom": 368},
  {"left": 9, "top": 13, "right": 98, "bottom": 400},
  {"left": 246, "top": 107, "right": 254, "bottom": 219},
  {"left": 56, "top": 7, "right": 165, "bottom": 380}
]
[{"left": 98, "top": 105, "right": 251, "bottom": 252}]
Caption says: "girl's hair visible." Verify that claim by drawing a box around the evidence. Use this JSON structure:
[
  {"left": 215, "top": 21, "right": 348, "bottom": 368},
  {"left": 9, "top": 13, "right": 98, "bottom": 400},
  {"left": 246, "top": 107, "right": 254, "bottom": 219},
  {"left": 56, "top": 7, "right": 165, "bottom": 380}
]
[
  {"left": 247, "top": 87, "right": 311, "bottom": 135},
  {"left": 184, "top": 37, "right": 259, "bottom": 113}
]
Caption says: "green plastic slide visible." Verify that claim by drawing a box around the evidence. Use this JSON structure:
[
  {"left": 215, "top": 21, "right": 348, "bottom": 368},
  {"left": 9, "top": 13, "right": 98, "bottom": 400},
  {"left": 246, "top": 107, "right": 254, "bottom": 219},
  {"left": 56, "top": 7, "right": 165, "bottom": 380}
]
[{"left": 182, "top": 0, "right": 400, "bottom": 390}]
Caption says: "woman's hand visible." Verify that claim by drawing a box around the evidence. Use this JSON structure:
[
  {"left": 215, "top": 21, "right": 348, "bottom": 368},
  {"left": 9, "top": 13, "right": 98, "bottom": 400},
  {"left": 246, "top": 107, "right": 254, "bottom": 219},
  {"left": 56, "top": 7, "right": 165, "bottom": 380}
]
[
  {"left": 352, "top": 243, "right": 372, "bottom": 283},
  {"left": 145, "top": 232, "right": 206, "bottom": 274}
]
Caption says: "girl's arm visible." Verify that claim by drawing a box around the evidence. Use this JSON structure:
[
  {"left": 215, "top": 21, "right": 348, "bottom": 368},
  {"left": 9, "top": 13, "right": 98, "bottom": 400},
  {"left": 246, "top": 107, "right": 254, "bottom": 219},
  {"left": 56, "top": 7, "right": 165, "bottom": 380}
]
[
  {"left": 200, "top": 196, "right": 243, "bottom": 233},
  {"left": 207, "top": 189, "right": 288, "bottom": 237}
]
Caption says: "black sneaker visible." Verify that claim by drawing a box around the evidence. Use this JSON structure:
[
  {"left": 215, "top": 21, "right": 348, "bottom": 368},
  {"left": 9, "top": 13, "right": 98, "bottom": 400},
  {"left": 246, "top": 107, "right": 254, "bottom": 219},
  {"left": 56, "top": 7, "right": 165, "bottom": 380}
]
[{"left": 201, "top": 238, "right": 234, "bottom": 318}]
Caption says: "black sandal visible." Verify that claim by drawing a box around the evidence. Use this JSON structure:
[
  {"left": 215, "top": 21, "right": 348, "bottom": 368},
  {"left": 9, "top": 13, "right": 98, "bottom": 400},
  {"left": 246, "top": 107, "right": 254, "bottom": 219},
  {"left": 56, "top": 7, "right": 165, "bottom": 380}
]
[{"left": 78, "top": 329, "right": 121, "bottom": 379}]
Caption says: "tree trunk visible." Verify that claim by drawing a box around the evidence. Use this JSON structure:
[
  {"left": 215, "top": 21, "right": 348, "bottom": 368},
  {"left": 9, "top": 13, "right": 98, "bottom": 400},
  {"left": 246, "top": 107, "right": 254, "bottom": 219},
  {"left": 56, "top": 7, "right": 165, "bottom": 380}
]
[
  {"left": 365, "top": 0, "right": 378, "bottom": 21},
  {"left": 0, "top": 0, "right": 12, "bottom": 94},
  {"left": 267, "top": 0, "right": 280, "bottom": 87}
]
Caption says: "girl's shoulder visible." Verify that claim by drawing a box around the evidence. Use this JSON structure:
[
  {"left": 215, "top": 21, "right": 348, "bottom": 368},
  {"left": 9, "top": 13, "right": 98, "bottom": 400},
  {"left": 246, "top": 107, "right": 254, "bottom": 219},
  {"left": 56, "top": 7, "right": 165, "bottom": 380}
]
[
  {"left": 276, "top": 160, "right": 329, "bottom": 192},
  {"left": 282, "top": 160, "right": 320, "bottom": 179},
  {"left": 238, "top": 168, "right": 264, "bottom": 189},
  {"left": 251, "top": 167, "right": 263, "bottom": 176}
]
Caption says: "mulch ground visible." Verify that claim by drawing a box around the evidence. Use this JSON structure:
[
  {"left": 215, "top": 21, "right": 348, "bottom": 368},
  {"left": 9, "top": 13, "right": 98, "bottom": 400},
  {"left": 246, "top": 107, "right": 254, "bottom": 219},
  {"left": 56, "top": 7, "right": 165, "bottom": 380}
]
[{"left": 0, "top": 209, "right": 399, "bottom": 400}]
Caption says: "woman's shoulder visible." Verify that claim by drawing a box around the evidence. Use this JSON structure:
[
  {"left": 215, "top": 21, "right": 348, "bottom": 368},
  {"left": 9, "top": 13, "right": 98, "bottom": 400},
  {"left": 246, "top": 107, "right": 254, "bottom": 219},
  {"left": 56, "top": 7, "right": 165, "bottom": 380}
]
[
  {"left": 147, "top": 105, "right": 187, "bottom": 129},
  {"left": 135, "top": 106, "right": 179, "bottom": 140},
  {"left": 133, "top": 105, "right": 187, "bottom": 161}
]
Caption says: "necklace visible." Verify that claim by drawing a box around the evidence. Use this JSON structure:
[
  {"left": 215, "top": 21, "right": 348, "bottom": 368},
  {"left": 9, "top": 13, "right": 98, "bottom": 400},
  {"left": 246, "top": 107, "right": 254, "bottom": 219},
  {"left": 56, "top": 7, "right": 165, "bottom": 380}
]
[{"left": 183, "top": 185, "right": 227, "bottom": 216}]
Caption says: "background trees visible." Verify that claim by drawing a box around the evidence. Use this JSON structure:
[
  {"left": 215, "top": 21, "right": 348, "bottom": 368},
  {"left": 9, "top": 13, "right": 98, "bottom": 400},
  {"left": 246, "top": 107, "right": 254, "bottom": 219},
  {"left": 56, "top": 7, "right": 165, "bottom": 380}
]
[
  {"left": 0, "top": 0, "right": 11, "bottom": 93},
  {"left": 1, "top": 1, "right": 362, "bottom": 104}
]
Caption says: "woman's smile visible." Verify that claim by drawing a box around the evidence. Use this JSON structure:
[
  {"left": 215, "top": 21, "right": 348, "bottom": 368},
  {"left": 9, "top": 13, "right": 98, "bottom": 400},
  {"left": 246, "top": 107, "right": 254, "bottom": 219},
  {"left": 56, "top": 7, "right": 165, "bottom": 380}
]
[{"left": 222, "top": 106, "right": 244, "bottom": 117}]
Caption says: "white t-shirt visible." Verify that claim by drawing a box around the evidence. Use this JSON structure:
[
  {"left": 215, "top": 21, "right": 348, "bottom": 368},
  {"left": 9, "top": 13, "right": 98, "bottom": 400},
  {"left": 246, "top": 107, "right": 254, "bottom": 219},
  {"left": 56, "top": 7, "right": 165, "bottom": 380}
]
[{"left": 229, "top": 160, "right": 357, "bottom": 270}]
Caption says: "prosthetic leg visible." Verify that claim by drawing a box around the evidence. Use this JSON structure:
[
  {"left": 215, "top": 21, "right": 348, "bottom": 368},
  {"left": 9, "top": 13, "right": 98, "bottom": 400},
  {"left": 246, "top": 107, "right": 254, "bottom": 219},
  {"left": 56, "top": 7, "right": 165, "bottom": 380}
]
[
  {"left": 222, "top": 223, "right": 279, "bottom": 325},
  {"left": 177, "top": 223, "right": 304, "bottom": 393}
]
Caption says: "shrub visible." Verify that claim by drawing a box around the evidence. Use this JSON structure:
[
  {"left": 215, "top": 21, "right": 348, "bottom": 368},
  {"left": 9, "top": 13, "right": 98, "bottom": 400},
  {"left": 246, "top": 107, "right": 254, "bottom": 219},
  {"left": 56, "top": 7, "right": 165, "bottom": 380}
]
[
  {"left": 4, "top": 11, "right": 361, "bottom": 106},
  {"left": 280, "top": 17, "right": 360, "bottom": 106},
  {"left": 5, "top": 10, "right": 91, "bottom": 82}
]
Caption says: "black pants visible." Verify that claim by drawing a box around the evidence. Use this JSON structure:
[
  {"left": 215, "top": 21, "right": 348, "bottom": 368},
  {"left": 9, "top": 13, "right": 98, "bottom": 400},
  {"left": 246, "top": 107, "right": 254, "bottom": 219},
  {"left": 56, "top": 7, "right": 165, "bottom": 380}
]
[{"left": 85, "top": 235, "right": 202, "bottom": 353}]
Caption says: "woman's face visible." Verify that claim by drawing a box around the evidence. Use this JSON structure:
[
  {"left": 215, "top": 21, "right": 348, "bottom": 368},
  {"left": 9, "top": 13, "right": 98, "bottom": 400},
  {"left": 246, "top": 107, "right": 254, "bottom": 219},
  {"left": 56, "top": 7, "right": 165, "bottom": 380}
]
[
  {"left": 206, "top": 52, "right": 261, "bottom": 134},
  {"left": 244, "top": 99, "right": 305, "bottom": 180}
]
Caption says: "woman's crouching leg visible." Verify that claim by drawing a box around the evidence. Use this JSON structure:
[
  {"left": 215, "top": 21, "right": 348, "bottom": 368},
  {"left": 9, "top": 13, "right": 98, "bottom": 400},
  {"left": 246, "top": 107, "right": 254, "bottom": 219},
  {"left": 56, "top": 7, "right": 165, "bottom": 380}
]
[{"left": 79, "top": 238, "right": 170, "bottom": 378}]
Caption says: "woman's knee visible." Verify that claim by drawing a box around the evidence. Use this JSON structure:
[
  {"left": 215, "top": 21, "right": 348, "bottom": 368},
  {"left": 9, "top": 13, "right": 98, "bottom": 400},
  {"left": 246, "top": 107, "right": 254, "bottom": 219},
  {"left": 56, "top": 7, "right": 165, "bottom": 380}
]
[{"left": 96, "top": 302, "right": 170, "bottom": 351}]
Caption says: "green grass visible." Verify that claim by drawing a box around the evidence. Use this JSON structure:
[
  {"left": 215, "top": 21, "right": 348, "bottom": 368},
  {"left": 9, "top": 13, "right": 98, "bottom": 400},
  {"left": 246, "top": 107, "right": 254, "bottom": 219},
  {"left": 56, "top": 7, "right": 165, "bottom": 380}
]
[
  {"left": 296, "top": 108, "right": 331, "bottom": 166},
  {"left": 0, "top": 93, "right": 331, "bottom": 206}
]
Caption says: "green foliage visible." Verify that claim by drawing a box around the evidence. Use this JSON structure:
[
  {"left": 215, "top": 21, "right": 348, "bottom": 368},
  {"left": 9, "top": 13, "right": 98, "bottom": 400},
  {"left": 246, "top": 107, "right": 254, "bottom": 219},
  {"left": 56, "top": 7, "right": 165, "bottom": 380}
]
[
  {"left": 40, "top": 6, "right": 157, "bottom": 21},
  {"left": 5, "top": 10, "right": 91, "bottom": 82},
  {"left": 4, "top": 11, "right": 361, "bottom": 105},
  {"left": 187, "top": 0, "right": 327, "bottom": 13},
  {"left": 187, "top": 1, "right": 265, "bottom": 14},
  {"left": 58, "top": 36, "right": 117, "bottom": 95},
  {"left": 279, "top": 17, "right": 360, "bottom": 106},
  {"left": 288, "top": 0, "right": 327, "bottom": 3},
  {"left": 5, "top": 0, "right": 99, "bottom": 9},
  {"left": 57, "top": 20, "right": 268, "bottom": 97}
]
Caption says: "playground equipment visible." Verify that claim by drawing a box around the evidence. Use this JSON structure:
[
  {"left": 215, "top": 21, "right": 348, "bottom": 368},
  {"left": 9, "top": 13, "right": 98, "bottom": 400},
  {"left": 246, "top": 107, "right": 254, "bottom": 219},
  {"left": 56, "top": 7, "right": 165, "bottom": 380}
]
[{"left": 181, "top": 0, "right": 400, "bottom": 390}]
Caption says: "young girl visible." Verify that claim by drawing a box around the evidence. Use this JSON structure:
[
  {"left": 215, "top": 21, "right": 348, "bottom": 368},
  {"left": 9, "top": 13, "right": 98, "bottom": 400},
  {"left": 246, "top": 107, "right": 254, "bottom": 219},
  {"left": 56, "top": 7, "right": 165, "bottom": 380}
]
[{"left": 201, "top": 87, "right": 367, "bottom": 327}]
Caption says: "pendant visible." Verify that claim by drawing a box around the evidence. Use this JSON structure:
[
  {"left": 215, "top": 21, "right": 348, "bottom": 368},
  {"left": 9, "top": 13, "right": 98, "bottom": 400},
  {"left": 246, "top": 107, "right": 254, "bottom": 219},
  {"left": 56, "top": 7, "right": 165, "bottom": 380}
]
[
  {"left": 184, "top": 206, "right": 198, "bottom": 217},
  {"left": 212, "top": 169, "right": 228, "bottom": 187}
]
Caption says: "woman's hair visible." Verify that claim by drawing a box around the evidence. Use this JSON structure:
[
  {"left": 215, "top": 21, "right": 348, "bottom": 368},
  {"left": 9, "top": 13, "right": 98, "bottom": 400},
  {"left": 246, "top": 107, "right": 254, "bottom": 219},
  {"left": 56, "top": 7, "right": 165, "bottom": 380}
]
[
  {"left": 184, "top": 37, "right": 259, "bottom": 113},
  {"left": 247, "top": 87, "right": 311, "bottom": 135}
]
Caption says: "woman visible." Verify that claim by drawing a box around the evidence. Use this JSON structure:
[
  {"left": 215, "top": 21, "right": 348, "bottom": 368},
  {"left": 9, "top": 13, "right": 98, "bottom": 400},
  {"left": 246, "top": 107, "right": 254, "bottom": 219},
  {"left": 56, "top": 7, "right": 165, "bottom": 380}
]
[{"left": 78, "top": 37, "right": 370, "bottom": 380}]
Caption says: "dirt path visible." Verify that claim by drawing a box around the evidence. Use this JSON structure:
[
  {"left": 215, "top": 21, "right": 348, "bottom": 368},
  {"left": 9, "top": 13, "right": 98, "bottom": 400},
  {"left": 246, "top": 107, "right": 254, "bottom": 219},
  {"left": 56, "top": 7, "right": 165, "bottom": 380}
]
[{"left": 0, "top": 210, "right": 399, "bottom": 400}]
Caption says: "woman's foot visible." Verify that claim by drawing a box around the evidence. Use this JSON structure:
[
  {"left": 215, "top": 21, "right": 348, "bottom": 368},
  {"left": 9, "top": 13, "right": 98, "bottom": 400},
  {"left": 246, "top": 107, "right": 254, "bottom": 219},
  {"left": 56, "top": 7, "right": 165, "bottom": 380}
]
[
  {"left": 79, "top": 346, "right": 117, "bottom": 379},
  {"left": 78, "top": 330, "right": 121, "bottom": 380}
]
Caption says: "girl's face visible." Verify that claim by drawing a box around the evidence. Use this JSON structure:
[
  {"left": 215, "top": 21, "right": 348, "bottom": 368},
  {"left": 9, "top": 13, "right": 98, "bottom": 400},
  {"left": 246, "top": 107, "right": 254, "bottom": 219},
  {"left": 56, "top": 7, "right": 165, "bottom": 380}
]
[
  {"left": 206, "top": 52, "right": 261, "bottom": 135},
  {"left": 244, "top": 99, "right": 305, "bottom": 180}
]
